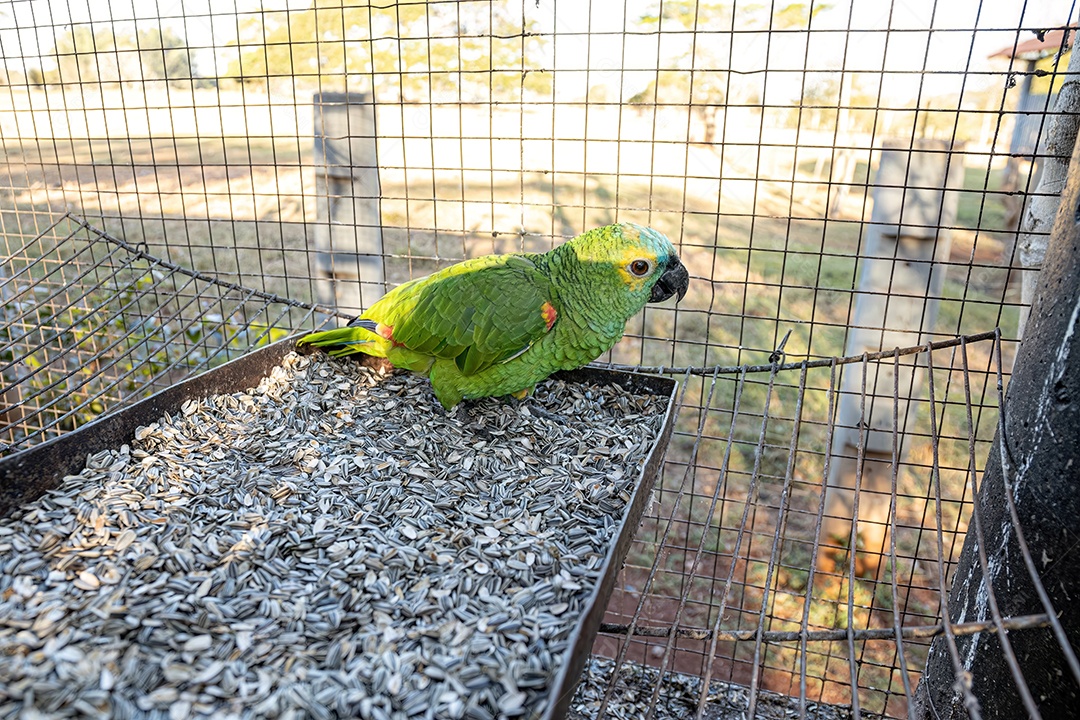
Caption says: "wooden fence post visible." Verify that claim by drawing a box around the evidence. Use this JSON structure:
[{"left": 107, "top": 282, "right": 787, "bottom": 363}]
[
  {"left": 312, "top": 92, "right": 384, "bottom": 318},
  {"left": 820, "top": 139, "right": 965, "bottom": 577}
]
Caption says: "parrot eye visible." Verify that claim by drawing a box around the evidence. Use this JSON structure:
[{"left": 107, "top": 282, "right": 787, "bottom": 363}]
[{"left": 629, "top": 259, "right": 652, "bottom": 277}]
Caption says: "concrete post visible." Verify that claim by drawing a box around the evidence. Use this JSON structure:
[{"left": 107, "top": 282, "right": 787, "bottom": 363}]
[
  {"left": 1016, "top": 45, "right": 1080, "bottom": 338},
  {"left": 914, "top": 116, "right": 1080, "bottom": 720},
  {"left": 820, "top": 140, "right": 965, "bottom": 577},
  {"left": 312, "top": 92, "right": 384, "bottom": 318}
]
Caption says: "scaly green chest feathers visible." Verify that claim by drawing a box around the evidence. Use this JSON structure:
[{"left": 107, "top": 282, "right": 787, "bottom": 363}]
[{"left": 298, "top": 222, "right": 689, "bottom": 409}]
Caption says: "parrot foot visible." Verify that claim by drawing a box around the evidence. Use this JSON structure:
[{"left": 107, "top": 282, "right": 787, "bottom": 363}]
[
  {"left": 453, "top": 401, "right": 495, "bottom": 439},
  {"left": 452, "top": 401, "right": 475, "bottom": 423},
  {"left": 522, "top": 402, "right": 568, "bottom": 424}
]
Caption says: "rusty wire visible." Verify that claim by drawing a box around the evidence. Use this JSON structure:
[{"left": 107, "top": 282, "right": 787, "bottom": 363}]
[{"left": 594, "top": 331, "right": 1050, "bottom": 718}]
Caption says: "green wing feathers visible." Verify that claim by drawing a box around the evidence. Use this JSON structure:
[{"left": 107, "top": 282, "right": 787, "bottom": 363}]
[
  {"left": 296, "top": 324, "right": 385, "bottom": 357},
  {"left": 385, "top": 255, "right": 554, "bottom": 375},
  {"left": 299, "top": 253, "right": 556, "bottom": 376}
]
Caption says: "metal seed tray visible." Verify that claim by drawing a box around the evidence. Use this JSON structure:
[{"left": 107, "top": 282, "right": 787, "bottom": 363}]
[{"left": 0, "top": 338, "right": 678, "bottom": 719}]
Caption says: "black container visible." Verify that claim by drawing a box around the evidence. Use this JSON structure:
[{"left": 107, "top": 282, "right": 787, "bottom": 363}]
[
  {"left": 539, "top": 364, "right": 677, "bottom": 719},
  {"left": 0, "top": 338, "right": 678, "bottom": 719}
]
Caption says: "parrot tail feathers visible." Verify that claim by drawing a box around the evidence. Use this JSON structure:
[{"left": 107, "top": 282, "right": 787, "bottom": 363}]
[
  {"left": 325, "top": 342, "right": 382, "bottom": 357},
  {"left": 297, "top": 324, "right": 388, "bottom": 358},
  {"left": 348, "top": 318, "right": 379, "bottom": 332}
]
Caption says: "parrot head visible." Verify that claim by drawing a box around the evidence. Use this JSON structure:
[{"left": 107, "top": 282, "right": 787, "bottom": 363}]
[{"left": 562, "top": 222, "right": 689, "bottom": 313}]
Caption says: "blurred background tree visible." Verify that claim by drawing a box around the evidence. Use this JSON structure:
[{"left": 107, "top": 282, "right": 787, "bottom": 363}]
[
  {"left": 630, "top": 1, "right": 827, "bottom": 144},
  {"left": 220, "top": 0, "right": 552, "bottom": 100},
  {"left": 136, "top": 27, "right": 196, "bottom": 86},
  {"left": 44, "top": 24, "right": 195, "bottom": 87}
]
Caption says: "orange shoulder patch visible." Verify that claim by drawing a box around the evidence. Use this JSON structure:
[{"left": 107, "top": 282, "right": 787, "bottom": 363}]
[
  {"left": 541, "top": 301, "right": 557, "bottom": 331},
  {"left": 376, "top": 322, "right": 405, "bottom": 347}
]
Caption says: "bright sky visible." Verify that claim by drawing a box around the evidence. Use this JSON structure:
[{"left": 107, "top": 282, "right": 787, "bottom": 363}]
[
  {"left": 2, "top": 0, "right": 1075, "bottom": 102},
  {"left": 534, "top": 0, "right": 1077, "bottom": 100}
]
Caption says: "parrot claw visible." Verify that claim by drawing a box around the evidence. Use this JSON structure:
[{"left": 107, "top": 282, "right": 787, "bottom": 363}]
[
  {"left": 522, "top": 402, "right": 568, "bottom": 424},
  {"left": 452, "top": 401, "right": 475, "bottom": 423},
  {"left": 452, "top": 401, "right": 495, "bottom": 439}
]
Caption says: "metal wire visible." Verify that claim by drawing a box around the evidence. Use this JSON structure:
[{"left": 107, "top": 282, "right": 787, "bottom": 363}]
[
  {"left": 0, "top": 213, "right": 328, "bottom": 454},
  {"left": 596, "top": 366, "right": 713, "bottom": 719},
  {"left": 597, "top": 332, "right": 1021, "bottom": 718},
  {"left": 924, "top": 345, "right": 983, "bottom": 720},
  {"left": 1, "top": 2, "right": 1077, "bottom": 718},
  {"left": 597, "top": 612, "right": 1053, "bottom": 644},
  {"left": 990, "top": 329, "right": 1080, "bottom": 686}
]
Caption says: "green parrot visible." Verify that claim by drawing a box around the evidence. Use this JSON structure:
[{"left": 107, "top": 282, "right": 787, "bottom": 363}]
[{"left": 297, "top": 222, "right": 689, "bottom": 410}]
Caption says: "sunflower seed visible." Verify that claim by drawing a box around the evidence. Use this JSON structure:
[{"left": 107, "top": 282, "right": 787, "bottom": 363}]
[{"left": 0, "top": 352, "right": 664, "bottom": 719}]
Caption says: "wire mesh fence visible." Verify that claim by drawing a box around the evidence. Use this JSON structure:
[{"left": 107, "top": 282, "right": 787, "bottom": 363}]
[
  {"left": 591, "top": 331, "right": 1009, "bottom": 718},
  {"left": 0, "top": 212, "right": 332, "bottom": 451},
  {"left": 1, "top": 0, "right": 1077, "bottom": 717}
]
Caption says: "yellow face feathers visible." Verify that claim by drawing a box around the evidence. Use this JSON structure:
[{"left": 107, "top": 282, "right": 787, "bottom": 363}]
[
  {"left": 615, "top": 246, "right": 659, "bottom": 291},
  {"left": 568, "top": 225, "right": 662, "bottom": 291}
]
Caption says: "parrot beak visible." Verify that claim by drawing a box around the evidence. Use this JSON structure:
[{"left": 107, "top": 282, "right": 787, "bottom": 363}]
[{"left": 649, "top": 255, "right": 689, "bottom": 304}]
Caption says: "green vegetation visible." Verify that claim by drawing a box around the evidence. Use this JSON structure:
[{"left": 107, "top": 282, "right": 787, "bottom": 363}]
[
  {"left": 39, "top": 24, "right": 203, "bottom": 87},
  {"left": 0, "top": 209, "right": 293, "bottom": 451},
  {"left": 219, "top": 0, "right": 551, "bottom": 99}
]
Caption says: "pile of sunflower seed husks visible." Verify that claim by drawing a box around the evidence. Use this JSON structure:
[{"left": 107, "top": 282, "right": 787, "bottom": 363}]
[
  {"left": 569, "top": 658, "right": 857, "bottom": 720},
  {"left": 0, "top": 352, "right": 666, "bottom": 720}
]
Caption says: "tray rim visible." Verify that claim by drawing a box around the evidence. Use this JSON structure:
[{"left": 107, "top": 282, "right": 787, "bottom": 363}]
[
  {"left": 0, "top": 338, "right": 298, "bottom": 516},
  {"left": 540, "top": 366, "right": 679, "bottom": 720}
]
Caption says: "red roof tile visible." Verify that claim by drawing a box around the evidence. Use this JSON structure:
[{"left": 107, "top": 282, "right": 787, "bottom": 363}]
[{"left": 991, "top": 25, "right": 1075, "bottom": 60}]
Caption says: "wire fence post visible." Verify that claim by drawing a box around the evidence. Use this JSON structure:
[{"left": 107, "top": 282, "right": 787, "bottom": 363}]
[
  {"left": 820, "top": 139, "right": 965, "bottom": 577},
  {"left": 312, "top": 92, "right": 384, "bottom": 320},
  {"left": 915, "top": 124, "right": 1080, "bottom": 720}
]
